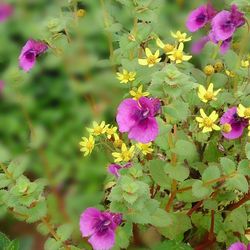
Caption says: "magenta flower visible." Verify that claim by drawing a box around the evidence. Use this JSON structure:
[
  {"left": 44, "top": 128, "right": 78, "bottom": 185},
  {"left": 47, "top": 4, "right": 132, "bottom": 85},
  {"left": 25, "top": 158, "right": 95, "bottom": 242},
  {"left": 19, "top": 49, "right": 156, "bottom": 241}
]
[
  {"left": 108, "top": 162, "right": 132, "bottom": 178},
  {"left": 116, "top": 97, "right": 161, "bottom": 143},
  {"left": 220, "top": 107, "right": 248, "bottom": 140},
  {"left": 0, "top": 3, "right": 13, "bottom": 22},
  {"left": 191, "top": 33, "right": 232, "bottom": 55},
  {"left": 211, "top": 5, "right": 245, "bottom": 41},
  {"left": 19, "top": 39, "right": 48, "bottom": 72},
  {"left": 228, "top": 242, "right": 250, "bottom": 250},
  {"left": 80, "top": 208, "right": 122, "bottom": 250},
  {"left": 186, "top": 4, "right": 216, "bottom": 32}
]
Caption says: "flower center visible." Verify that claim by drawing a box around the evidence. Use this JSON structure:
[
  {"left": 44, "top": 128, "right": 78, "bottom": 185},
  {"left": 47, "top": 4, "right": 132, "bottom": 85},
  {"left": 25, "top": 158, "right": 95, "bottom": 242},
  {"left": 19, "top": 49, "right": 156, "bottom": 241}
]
[
  {"left": 25, "top": 50, "right": 36, "bottom": 61},
  {"left": 204, "top": 91, "right": 214, "bottom": 100},
  {"left": 174, "top": 51, "right": 183, "bottom": 60},
  {"left": 95, "top": 219, "right": 111, "bottom": 234},
  {"left": 164, "top": 44, "right": 174, "bottom": 53},
  {"left": 196, "top": 13, "right": 206, "bottom": 24},
  {"left": 122, "top": 151, "right": 132, "bottom": 161},
  {"left": 222, "top": 123, "right": 232, "bottom": 133},
  {"left": 203, "top": 117, "right": 213, "bottom": 127},
  {"left": 147, "top": 55, "right": 157, "bottom": 65}
]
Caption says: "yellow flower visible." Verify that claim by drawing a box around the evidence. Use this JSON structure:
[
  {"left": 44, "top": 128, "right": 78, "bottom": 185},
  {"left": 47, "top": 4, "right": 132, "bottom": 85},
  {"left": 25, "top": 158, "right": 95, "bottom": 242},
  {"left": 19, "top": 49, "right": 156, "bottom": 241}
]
[
  {"left": 129, "top": 85, "right": 150, "bottom": 100},
  {"left": 170, "top": 31, "right": 191, "bottom": 42},
  {"left": 136, "top": 142, "right": 153, "bottom": 155},
  {"left": 112, "top": 143, "right": 135, "bottom": 162},
  {"left": 106, "top": 125, "right": 117, "bottom": 139},
  {"left": 195, "top": 109, "right": 220, "bottom": 133},
  {"left": 167, "top": 43, "right": 192, "bottom": 64},
  {"left": 197, "top": 83, "right": 221, "bottom": 103},
  {"left": 138, "top": 48, "right": 161, "bottom": 67},
  {"left": 203, "top": 65, "right": 214, "bottom": 76},
  {"left": 113, "top": 133, "right": 123, "bottom": 148},
  {"left": 241, "top": 60, "right": 249, "bottom": 68},
  {"left": 79, "top": 135, "right": 95, "bottom": 156},
  {"left": 87, "top": 121, "right": 107, "bottom": 136},
  {"left": 225, "top": 70, "right": 236, "bottom": 78},
  {"left": 116, "top": 69, "right": 136, "bottom": 84},
  {"left": 156, "top": 38, "right": 175, "bottom": 53},
  {"left": 237, "top": 104, "right": 250, "bottom": 119}
]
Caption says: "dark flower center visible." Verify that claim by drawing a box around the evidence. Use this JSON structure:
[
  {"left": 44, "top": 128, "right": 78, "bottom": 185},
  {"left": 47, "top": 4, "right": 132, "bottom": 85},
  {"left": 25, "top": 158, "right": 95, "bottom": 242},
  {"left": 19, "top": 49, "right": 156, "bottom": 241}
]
[
  {"left": 94, "top": 218, "right": 111, "bottom": 235},
  {"left": 24, "top": 50, "right": 36, "bottom": 62},
  {"left": 232, "top": 113, "right": 248, "bottom": 127},
  {"left": 222, "top": 19, "right": 234, "bottom": 32},
  {"left": 196, "top": 13, "right": 206, "bottom": 24}
]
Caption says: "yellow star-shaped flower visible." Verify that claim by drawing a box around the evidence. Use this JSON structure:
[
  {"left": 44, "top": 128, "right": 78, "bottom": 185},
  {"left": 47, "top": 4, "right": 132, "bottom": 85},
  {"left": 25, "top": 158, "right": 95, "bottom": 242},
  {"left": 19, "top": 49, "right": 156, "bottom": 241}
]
[
  {"left": 116, "top": 69, "right": 136, "bottom": 84},
  {"left": 237, "top": 104, "right": 250, "bottom": 119},
  {"left": 79, "top": 135, "right": 95, "bottom": 156},
  {"left": 241, "top": 60, "right": 249, "bottom": 68},
  {"left": 138, "top": 48, "right": 161, "bottom": 67},
  {"left": 156, "top": 38, "right": 175, "bottom": 53},
  {"left": 129, "top": 85, "right": 150, "bottom": 100},
  {"left": 197, "top": 83, "right": 221, "bottom": 103},
  {"left": 112, "top": 143, "right": 135, "bottom": 162},
  {"left": 171, "top": 31, "right": 191, "bottom": 42},
  {"left": 136, "top": 142, "right": 153, "bottom": 155},
  {"left": 167, "top": 43, "right": 192, "bottom": 64},
  {"left": 113, "top": 133, "right": 123, "bottom": 148},
  {"left": 106, "top": 125, "right": 117, "bottom": 139},
  {"left": 195, "top": 109, "right": 220, "bottom": 133},
  {"left": 87, "top": 121, "right": 107, "bottom": 136}
]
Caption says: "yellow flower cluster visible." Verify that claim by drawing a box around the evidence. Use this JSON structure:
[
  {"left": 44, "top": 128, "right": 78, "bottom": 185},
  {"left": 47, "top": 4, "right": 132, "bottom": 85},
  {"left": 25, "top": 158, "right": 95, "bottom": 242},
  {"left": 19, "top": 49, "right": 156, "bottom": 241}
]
[
  {"left": 136, "top": 142, "right": 153, "bottom": 155},
  {"left": 129, "top": 85, "right": 149, "bottom": 100},
  {"left": 138, "top": 48, "right": 161, "bottom": 67},
  {"left": 80, "top": 121, "right": 121, "bottom": 157}
]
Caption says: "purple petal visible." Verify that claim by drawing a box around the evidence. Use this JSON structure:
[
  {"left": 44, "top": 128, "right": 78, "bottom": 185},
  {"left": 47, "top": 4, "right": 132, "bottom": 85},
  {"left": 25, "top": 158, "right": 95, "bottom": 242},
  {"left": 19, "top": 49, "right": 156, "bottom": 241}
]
[
  {"left": 80, "top": 208, "right": 102, "bottom": 237},
  {"left": 0, "top": 3, "right": 13, "bottom": 22},
  {"left": 228, "top": 242, "right": 247, "bottom": 250},
  {"left": 191, "top": 36, "right": 210, "bottom": 54},
  {"left": 138, "top": 97, "right": 161, "bottom": 117},
  {"left": 116, "top": 98, "right": 138, "bottom": 133},
  {"left": 108, "top": 164, "right": 122, "bottom": 178},
  {"left": 128, "top": 117, "right": 158, "bottom": 143},
  {"left": 230, "top": 4, "right": 245, "bottom": 28},
  {"left": 88, "top": 229, "right": 115, "bottom": 250},
  {"left": 19, "top": 39, "right": 48, "bottom": 72},
  {"left": 212, "top": 10, "right": 235, "bottom": 41}
]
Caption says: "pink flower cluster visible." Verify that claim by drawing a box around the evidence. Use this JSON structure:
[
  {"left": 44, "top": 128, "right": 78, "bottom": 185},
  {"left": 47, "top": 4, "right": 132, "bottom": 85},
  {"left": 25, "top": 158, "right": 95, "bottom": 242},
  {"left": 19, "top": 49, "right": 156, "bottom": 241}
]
[{"left": 187, "top": 4, "right": 245, "bottom": 54}]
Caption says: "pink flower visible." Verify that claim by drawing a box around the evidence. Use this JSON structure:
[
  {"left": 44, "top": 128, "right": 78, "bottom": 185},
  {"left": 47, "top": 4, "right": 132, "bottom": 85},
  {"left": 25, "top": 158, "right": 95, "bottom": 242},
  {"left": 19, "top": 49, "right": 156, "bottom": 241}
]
[
  {"left": 108, "top": 162, "right": 132, "bottom": 178},
  {"left": 116, "top": 97, "right": 161, "bottom": 143},
  {"left": 211, "top": 5, "right": 245, "bottom": 41},
  {"left": 79, "top": 208, "right": 122, "bottom": 250},
  {"left": 19, "top": 39, "right": 48, "bottom": 72},
  {"left": 228, "top": 242, "right": 250, "bottom": 250},
  {"left": 186, "top": 4, "right": 216, "bottom": 32},
  {"left": 0, "top": 3, "right": 13, "bottom": 22},
  {"left": 220, "top": 107, "right": 248, "bottom": 140}
]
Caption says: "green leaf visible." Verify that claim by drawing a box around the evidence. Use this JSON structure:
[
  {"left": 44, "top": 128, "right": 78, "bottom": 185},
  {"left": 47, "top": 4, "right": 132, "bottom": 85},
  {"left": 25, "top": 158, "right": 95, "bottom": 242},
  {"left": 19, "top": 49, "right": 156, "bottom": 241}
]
[
  {"left": 0, "top": 232, "right": 10, "bottom": 249},
  {"left": 44, "top": 238, "right": 62, "bottom": 250},
  {"left": 157, "top": 213, "right": 192, "bottom": 240},
  {"left": 115, "top": 222, "right": 132, "bottom": 249},
  {"left": 202, "top": 165, "right": 220, "bottom": 182},
  {"left": 176, "top": 179, "right": 200, "bottom": 202},
  {"left": 150, "top": 208, "right": 172, "bottom": 227},
  {"left": 220, "top": 157, "right": 236, "bottom": 175},
  {"left": 0, "top": 174, "right": 11, "bottom": 189},
  {"left": 192, "top": 180, "right": 211, "bottom": 198},
  {"left": 224, "top": 207, "right": 247, "bottom": 234},
  {"left": 56, "top": 224, "right": 73, "bottom": 241},
  {"left": 165, "top": 164, "right": 189, "bottom": 182},
  {"left": 152, "top": 240, "right": 193, "bottom": 250},
  {"left": 148, "top": 160, "right": 171, "bottom": 189},
  {"left": 245, "top": 143, "right": 250, "bottom": 159},
  {"left": 238, "top": 160, "right": 250, "bottom": 176},
  {"left": 174, "top": 139, "right": 198, "bottom": 162},
  {"left": 26, "top": 201, "right": 47, "bottom": 223},
  {"left": 225, "top": 174, "right": 248, "bottom": 193}
]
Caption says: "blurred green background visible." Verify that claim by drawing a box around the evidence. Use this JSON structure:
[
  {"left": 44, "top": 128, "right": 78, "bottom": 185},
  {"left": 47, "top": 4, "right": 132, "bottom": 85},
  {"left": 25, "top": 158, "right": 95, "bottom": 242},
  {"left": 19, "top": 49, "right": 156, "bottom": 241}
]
[{"left": 0, "top": 0, "right": 239, "bottom": 249}]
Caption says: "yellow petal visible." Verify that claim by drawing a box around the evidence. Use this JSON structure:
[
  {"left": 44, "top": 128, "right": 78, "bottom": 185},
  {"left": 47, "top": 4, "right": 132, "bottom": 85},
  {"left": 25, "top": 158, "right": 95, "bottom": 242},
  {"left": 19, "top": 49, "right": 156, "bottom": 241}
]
[
  {"left": 207, "top": 83, "right": 214, "bottom": 92},
  {"left": 138, "top": 59, "right": 148, "bottom": 65},
  {"left": 200, "top": 109, "right": 207, "bottom": 118},
  {"left": 156, "top": 38, "right": 164, "bottom": 48},
  {"left": 145, "top": 48, "right": 152, "bottom": 57}
]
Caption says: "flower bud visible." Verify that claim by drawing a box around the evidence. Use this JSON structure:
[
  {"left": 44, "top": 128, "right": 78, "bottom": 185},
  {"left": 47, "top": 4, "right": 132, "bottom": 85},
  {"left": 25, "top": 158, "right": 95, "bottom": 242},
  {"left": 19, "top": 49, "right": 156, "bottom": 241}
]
[
  {"left": 214, "top": 61, "right": 223, "bottom": 72},
  {"left": 203, "top": 65, "right": 214, "bottom": 76}
]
